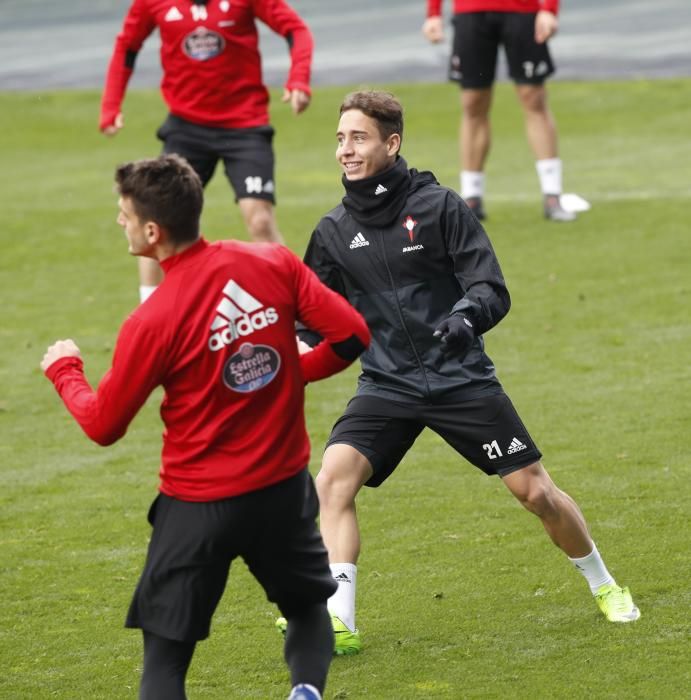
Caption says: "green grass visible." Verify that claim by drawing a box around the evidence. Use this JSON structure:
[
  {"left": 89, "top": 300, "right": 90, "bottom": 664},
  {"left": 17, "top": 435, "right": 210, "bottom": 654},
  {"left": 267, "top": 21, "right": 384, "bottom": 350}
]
[{"left": 1, "top": 79, "right": 690, "bottom": 699}]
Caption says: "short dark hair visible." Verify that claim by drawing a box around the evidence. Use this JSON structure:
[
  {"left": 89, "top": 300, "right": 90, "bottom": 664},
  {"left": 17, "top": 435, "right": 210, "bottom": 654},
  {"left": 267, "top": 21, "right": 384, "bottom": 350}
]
[
  {"left": 339, "top": 91, "right": 404, "bottom": 149},
  {"left": 114, "top": 154, "right": 203, "bottom": 245}
]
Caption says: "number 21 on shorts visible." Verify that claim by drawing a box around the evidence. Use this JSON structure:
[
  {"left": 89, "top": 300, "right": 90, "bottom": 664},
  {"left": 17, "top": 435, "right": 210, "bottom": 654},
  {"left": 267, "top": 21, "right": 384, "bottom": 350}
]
[{"left": 483, "top": 439, "right": 503, "bottom": 460}]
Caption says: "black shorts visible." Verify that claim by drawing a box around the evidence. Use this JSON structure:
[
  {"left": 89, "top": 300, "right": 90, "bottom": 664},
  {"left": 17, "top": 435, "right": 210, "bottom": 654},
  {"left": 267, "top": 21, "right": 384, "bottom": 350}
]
[
  {"left": 326, "top": 391, "right": 542, "bottom": 487},
  {"left": 450, "top": 12, "right": 555, "bottom": 88},
  {"left": 125, "top": 468, "right": 336, "bottom": 642},
  {"left": 157, "top": 114, "right": 276, "bottom": 203}
]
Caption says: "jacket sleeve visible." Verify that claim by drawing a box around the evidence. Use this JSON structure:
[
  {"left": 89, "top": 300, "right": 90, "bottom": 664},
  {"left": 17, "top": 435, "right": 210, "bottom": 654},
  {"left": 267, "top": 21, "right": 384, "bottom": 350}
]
[
  {"left": 442, "top": 191, "right": 511, "bottom": 335},
  {"left": 100, "top": 0, "right": 156, "bottom": 130},
  {"left": 255, "top": 0, "right": 314, "bottom": 95},
  {"left": 44, "top": 316, "right": 164, "bottom": 445},
  {"left": 541, "top": 0, "right": 560, "bottom": 15},
  {"left": 281, "top": 248, "right": 370, "bottom": 384}
]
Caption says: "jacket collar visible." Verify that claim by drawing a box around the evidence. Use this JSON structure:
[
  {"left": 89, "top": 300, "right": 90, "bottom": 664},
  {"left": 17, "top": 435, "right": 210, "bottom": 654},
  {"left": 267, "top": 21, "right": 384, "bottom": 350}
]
[{"left": 341, "top": 156, "right": 411, "bottom": 228}]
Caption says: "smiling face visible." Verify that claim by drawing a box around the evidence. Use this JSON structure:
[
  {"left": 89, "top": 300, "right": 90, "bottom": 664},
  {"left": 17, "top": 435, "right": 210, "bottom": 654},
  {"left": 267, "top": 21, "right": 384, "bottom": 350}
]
[{"left": 336, "top": 109, "right": 400, "bottom": 181}]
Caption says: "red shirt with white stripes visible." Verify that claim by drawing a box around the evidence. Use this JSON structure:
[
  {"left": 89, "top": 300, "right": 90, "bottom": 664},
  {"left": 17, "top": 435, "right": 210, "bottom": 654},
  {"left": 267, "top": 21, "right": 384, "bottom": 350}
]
[
  {"left": 427, "top": 0, "right": 559, "bottom": 17},
  {"left": 100, "top": 0, "right": 313, "bottom": 130},
  {"left": 45, "top": 240, "right": 370, "bottom": 502}
]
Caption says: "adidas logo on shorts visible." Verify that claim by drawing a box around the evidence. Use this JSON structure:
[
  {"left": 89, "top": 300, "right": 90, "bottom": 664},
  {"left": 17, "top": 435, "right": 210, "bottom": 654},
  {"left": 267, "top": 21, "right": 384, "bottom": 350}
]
[{"left": 507, "top": 437, "right": 527, "bottom": 455}]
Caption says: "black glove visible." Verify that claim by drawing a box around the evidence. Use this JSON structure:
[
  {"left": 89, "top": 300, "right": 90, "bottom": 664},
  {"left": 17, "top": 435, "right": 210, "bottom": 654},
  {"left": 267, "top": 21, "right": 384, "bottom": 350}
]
[{"left": 433, "top": 313, "right": 475, "bottom": 359}]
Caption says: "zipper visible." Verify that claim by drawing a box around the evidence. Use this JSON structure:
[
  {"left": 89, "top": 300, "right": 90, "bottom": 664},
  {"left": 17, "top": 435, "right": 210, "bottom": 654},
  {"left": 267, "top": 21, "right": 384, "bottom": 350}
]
[{"left": 377, "top": 229, "right": 432, "bottom": 399}]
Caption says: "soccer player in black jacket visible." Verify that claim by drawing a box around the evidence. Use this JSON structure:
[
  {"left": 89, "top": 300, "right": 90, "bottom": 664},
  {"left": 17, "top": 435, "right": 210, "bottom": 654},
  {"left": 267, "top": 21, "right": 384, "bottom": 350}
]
[{"left": 280, "top": 91, "right": 638, "bottom": 655}]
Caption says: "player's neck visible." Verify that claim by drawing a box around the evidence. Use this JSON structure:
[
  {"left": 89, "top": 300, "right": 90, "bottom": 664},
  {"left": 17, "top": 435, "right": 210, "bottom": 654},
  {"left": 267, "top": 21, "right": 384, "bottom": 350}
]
[{"left": 155, "top": 236, "right": 201, "bottom": 263}]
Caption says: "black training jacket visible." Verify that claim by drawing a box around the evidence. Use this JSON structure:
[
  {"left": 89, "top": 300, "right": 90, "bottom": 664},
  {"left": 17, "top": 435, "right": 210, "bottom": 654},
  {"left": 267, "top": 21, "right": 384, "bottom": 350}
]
[{"left": 303, "top": 168, "right": 511, "bottom": 402}]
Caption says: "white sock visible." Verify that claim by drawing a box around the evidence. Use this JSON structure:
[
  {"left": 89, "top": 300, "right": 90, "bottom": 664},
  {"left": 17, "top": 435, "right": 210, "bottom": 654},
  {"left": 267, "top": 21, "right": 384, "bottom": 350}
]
[
  {"left": 139, "top": 285, "right": 157, "bottom": 303},
  {"left": 327, "top": 563, "right": 357, "bottom": 631},
  {"left": 461, "top": 170, "right": 485, "bottom": 199},
  {"left": 536, "top": 158, "right": 563, "bottom": 196},
  {"left": 569, "top": 544, "right": 616, "bottom": 595}
]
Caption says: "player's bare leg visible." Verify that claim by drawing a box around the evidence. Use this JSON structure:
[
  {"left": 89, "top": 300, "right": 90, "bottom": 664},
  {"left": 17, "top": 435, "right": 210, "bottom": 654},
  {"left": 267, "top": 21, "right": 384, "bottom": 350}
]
[
  {"left": 313, "top": 444, "right": 372, "bottom": 651},
  {"left": 502, "top": 461, "right": 639, "bottom": 621},
  {"left": 515, "top": 84, "right": 557, "bottom": 161},
  {"left": 316, "top": 444, "right": 373, "bottom": 564},
  {"left": 238, "top": 198, "right": 284, "bottom": 243},
  {"left": 502, "top": 461, "right": 591, "bottom": 556},
  {"left": 459, "top": 87, "right": 493, "bottom": 219},
  {"left": 278, "top": 445, "right": 369, "bottom": 652},
  {"left": 461, "top": 87, "right": 493, "bottom": 171},
  {"left": 515, "top": 84, "right": 575, "bottom": 221}
]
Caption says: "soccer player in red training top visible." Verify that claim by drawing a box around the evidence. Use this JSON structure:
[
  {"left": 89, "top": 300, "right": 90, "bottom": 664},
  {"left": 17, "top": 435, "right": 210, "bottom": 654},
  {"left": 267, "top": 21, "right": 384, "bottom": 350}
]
[
  {"left": 100, "top": 0, "right": 314, "bottom": 303},
  {"left": 40, "top": 155, "right": 370, "bottom": 700},
  {"left": 423, "top": 0, "right": 578, "bottom": 221}
]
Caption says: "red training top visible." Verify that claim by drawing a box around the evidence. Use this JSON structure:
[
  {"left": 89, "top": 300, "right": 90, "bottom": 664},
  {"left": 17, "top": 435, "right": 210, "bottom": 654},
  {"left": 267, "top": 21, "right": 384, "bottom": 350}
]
[
  {"left": 45, "top": 240, "right": 370, "bottom": 502},
  {"left": 100, "top": 0, "right": 313, "bottom": 130},
  {"left": 427, "top": 0, "right": 559, "bottom": 17}
]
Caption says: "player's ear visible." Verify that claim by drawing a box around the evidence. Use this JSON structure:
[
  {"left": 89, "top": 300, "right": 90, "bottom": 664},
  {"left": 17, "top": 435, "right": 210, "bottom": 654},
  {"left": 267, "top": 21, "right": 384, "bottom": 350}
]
[
  {"left": 386, "top": 133, "right": 401, "bottom": 157},
  {"left": 144, "top": 221, "right": 163, "bottom": 245}
]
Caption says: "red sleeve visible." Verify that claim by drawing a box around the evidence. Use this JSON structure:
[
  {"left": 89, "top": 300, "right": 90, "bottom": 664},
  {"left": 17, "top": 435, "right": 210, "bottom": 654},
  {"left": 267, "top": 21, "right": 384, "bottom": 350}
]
[
  {"left": 427, "top": 0, "right": 443, "bottom": 17},
  {"left": 541, "top": 0, "right": 559, "bottom": 14},
  {"left": 100, "top": 0, "right": 156, "bottom": 130},
  {"left": 280, "top": 249, "right": 370, "bottom": 384},
  {"left": 254, "top": 0, "right": 314, "bottom": 95},
  {"left": 44, "top": 317, "right": 164, "bottom": 445}
]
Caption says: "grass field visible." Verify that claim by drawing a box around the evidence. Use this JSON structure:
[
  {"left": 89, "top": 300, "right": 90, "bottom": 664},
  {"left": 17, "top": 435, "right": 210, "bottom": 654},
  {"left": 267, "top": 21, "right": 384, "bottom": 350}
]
[{"left": 1, "top": 79, "right": 690, "bottom": 699}]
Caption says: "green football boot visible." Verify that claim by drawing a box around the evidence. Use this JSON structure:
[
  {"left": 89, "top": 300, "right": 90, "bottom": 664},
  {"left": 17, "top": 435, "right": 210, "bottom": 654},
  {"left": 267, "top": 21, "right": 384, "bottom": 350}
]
[
  {"left": 595, "top": 584, "right": 640, "bottom": 622},
  {"left": 275, "top": 616, "right": 288, "bottom": 635},
  {"left": 275, "top": 614, "right": 362, "bottom": 655},
  {"left": 331, "top": 615, "right": 361, "bottom": 656}
]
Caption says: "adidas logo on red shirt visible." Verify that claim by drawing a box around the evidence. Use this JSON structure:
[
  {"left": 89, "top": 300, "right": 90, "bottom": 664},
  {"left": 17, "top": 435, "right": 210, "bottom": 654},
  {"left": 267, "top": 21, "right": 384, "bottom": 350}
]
[{"left": 208, "top": 280, "right": 279, "bottom": 351}]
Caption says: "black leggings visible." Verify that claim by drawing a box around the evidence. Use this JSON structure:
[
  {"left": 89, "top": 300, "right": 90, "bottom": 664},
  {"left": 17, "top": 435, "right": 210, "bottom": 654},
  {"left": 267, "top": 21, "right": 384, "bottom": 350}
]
[
  {"left": 139, "top": 631, "right": 195, "bottom": 700},
  {"left": 284, "top": 602, "right": 334, "bottom": 694},
  {"left": 138, "top": 602, "right": 333, "bottom": 699}
]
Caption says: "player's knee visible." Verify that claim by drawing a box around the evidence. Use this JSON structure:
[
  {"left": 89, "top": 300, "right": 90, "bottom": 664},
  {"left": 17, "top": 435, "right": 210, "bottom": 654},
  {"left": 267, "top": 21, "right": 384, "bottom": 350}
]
[
  {"left": 245, "top": 206, "right": 277, "bottom": 241},
  {"left": 315, "top": 446, "right": 369, "bottom": 509},
  {"left": 314, "top": 467, "right": 331, "bottom": 500},
  {"left": 517, "top": 85, "right": 548, "bottom": 114},
  {"left": 463, "top": 100, "right": 489, "bottom": 120},
  {"left": 518, "top": 479, "right": 559, "bottom": 518},
  {"left": 461, "top": 90, "right": 491, "bottom": 119},
  {"left": 315, "top": 465, "right": 350, "bottom": 509}
]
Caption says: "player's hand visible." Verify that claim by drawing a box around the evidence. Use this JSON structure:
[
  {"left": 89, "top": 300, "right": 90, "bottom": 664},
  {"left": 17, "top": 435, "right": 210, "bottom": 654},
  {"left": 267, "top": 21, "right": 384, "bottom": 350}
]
[
  {"left": 282, "top": 88, "right": 311, "bottom": 115},
  {"left": 422, "top": 16, "right": 444, "bottom": 44},
  {"left": 101, "top": 112, "right": 124, "bottom": 137},
  {"left": 41, "top": 339, "right": 82, "bottom": 372},
  {"left": 535, "top": 11, "right": 558, "bottom": 44},
  {"left": 433, "top": 313, "right": 474, "bottom": 359}
]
